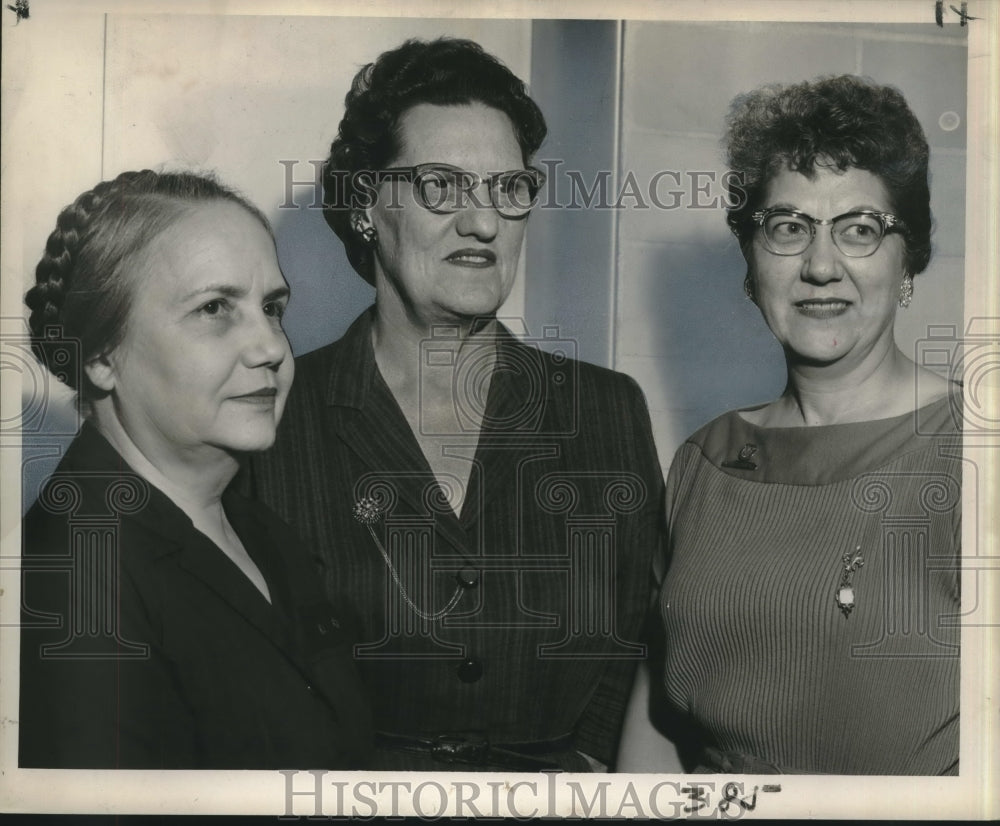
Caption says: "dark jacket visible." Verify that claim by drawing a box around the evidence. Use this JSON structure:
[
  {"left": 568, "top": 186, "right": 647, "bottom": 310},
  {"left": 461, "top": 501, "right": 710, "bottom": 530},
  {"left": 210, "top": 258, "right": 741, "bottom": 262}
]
[
  {"left": 19, "top": 424, "right": 373, "bottom": 769},
  {"left": 249, "top": 309, "right": 664, "bottom": 770}
]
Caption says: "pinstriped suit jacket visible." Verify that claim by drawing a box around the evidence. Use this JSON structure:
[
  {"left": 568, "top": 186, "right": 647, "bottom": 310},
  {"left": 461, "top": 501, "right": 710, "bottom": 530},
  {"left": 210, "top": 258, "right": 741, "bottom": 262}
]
[{"left": 249, "top": 308, "right": 664, "bottom": 769}]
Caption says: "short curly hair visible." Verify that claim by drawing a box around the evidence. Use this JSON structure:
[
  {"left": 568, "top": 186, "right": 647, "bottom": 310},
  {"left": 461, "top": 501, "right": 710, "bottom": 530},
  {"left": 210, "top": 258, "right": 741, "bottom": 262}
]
[
  {"left": 323, "top": 37, "right": 547, "bottom": 283},
  {"left": 724, "top": 74, "right": 932, "bottom": 275}
]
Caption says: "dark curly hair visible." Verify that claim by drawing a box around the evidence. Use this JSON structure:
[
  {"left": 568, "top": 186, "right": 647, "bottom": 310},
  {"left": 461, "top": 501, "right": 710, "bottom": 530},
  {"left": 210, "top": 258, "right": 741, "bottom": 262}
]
[
  {"left": 323, "top": 37, "right": 547, "bottom": 283},
  {"left": 24, "top": 169, "right": 271, "bottom": 406},
  {"left": 725, "top": 74, "right": 932, "bottom": 275}
]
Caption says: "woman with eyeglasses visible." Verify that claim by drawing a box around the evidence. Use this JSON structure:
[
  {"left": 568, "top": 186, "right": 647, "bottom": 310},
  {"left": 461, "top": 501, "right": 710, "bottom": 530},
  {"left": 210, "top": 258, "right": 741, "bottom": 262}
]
[
  {"left": 618, "top": 75, "right": 961, "bottom": 775},
  {"left": 20, "top": 170, "right": 373, "bottom": 768},
  {"left": 250, "top": 37, "right": 664, "bottom": 771}
]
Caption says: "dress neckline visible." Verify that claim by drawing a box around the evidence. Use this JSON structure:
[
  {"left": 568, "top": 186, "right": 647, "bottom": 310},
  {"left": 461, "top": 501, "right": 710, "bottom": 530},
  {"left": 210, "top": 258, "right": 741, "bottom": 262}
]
[
  {"left": 689, "top": 390, "right": 962, "bottom": 486},
  {"left": 735, "top": 386, "right": 958, "bottom": 431}
]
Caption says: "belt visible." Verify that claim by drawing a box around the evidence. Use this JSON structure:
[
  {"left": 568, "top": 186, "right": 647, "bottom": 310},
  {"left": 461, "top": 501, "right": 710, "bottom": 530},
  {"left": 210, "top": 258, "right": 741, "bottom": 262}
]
[{"left": 375, "top": 731, "right": 576, "bottom": 771}]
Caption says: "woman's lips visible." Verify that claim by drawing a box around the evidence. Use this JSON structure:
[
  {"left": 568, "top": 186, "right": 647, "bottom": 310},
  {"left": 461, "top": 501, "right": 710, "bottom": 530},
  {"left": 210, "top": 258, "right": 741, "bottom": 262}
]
[
  {"left": 446, "top": 249, "right": 496, "bottom": 268},
  {"left": 794, "top": 299, "right": 850, "bottom": 319},
  {"left": 230, "top": 387, "right": 278, "bottom": 404}
]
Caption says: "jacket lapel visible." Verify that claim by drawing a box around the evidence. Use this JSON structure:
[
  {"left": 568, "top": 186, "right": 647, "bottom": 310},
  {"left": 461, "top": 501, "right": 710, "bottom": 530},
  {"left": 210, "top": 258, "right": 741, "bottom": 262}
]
[
  {"left": 64, "top": 428, "right": 297, "bottom": 656},
  {"left": 323, "top": 311, "right": 472, "bottom": 558},
  {"left": 169, "top": 529, "right": 292, "bottom": 652},
  {"left": 322, "top": 317, "right": 571, "bottom": 551},
  {"left": 461, "top": 329, "right": 562, "bottom": 530},
  {"left": 62, "top": 422, "right": 308, "bottom": 680}
]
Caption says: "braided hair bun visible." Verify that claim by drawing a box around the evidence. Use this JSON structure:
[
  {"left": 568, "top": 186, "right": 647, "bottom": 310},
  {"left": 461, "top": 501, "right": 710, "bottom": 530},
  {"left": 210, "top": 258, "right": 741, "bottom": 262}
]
[{"left": 24, "top": 170, "right": 270, "bottom": 400}]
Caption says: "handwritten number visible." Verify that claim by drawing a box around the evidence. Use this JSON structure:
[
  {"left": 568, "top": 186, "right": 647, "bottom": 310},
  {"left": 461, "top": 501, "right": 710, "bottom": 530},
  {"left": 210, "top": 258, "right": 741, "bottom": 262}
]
[
  {"left": 682, "top": 785, "right": 709, "bottom": 814},
  {"left": 937, "top": 1, "right": 978, "bottom": 26},
  {"left": 719, "top": 782, "right": 759, "bottom": 817},
  {"left": 7, "top": 0, "right": 29, "bottom": 23}
]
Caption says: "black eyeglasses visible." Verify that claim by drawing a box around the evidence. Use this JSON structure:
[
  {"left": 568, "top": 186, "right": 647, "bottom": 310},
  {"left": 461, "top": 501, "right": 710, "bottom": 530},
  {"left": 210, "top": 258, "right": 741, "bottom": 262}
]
[
  {"left": 376, "top": 163, "right": 546, "bottom": 218},
  {"left": 750, "top": 208, "right": 907, "bottom": 258}
]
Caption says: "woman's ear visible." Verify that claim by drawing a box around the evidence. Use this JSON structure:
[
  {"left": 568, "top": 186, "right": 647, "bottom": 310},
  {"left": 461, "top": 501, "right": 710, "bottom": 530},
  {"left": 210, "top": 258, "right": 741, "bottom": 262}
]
[{"left": 84, "top": 353, "right": 117, "bottom": 393}]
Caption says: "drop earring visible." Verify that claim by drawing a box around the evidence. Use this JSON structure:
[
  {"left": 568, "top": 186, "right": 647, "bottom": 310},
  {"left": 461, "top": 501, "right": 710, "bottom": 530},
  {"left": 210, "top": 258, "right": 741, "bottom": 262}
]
[
  {"left": 743, "top": 273, "right": 756, "bottom": 303},
  {"left": 352, "top": 218, "right": 377, "bottom": 246},
  {"left": 898, "top": 274, "right": 913, "bottom": 308}
]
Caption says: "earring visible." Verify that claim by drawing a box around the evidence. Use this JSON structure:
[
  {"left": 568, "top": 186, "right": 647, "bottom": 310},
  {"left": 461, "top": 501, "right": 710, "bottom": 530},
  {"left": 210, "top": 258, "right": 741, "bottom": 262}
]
[
  {"left": 352, "top": 218, "right": 377, "bottom": 246},
  {"left": 743, "top": 273, "right": 756, "bottom": 303},
  {"left": 898, "top": 274, "right": 913, "bottom": 308}
]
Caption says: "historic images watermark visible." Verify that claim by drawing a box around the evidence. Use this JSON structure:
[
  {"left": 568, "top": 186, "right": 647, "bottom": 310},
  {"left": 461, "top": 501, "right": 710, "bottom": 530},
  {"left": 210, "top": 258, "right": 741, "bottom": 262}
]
[
  {"left": 350, "top": 465, "right": 649, "bottom": 662},
  {"left": 279, "top": 770, "right": 780, "bottom": 819},
  {"left": 6, "top": 317, "right": 654, "bottom": 665},
  {"left": 6, "top": 317, "right": 998, "bottom": 667},
  {"left": 348, "top": 321, "right": 649, "bottom": 661},
  {"left": 277, "top": 159, "right": 746, "bottom": 213},
  {"left": 913, "top": 318, "right": 1000, "bottom": 631},
  {"left": 21, "top": 471, "right": 152, "bottom": 662}
]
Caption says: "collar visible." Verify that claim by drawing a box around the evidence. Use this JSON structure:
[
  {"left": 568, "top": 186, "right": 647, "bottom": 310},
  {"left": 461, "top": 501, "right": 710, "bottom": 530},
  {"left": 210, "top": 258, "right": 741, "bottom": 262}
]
[
  {"left": 49, "top": 422, "right": 186, "bottom": 558},
  {"left": 324, "top": 307, "right": 378, "bottom": 410},
  {"left": 323, "top": 308, "right": 526, "bottom": 417},
  {"left": 56, "top": 423, "right": 279, "bottom": 565},
  {"left": 49, "top": 423, "right": 297, "bottom": 642}
]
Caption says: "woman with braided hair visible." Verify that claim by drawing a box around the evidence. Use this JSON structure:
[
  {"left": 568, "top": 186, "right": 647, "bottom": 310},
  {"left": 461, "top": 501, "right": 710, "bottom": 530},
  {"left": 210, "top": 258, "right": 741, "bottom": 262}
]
[{"left": 20, "top": 169, "right": 373, "bottom": 769}]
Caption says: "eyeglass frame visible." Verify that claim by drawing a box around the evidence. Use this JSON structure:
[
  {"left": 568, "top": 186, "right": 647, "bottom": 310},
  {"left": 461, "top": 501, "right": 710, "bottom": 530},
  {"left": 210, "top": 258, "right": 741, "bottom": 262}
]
[
  {"left": 749, "top": 207, "right": 908, "bottom": 258},
  {"left": 371, "top": 163, "right": 546, "bottom": 218}
]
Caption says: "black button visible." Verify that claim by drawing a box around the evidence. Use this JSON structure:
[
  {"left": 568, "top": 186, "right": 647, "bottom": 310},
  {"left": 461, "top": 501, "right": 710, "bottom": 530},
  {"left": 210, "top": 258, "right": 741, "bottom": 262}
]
[
  {"left": 456, "top": 568, "right": 479, "bottom": 588},
  {"left": 456, "top": 657, "right": 483, "bottom": 683}
]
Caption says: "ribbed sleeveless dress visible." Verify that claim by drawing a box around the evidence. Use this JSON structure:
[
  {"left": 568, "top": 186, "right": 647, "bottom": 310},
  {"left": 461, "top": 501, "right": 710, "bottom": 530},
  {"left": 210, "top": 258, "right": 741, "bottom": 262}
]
[{"left": 658, "top": 393, "right": 961, "bottom": 774}]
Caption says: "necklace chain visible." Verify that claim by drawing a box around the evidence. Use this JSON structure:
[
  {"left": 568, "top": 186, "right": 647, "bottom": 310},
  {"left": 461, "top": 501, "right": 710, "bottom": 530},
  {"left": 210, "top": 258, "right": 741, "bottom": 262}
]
[{"left": 354, "top": 497, "right": 466, "bottom": 621}]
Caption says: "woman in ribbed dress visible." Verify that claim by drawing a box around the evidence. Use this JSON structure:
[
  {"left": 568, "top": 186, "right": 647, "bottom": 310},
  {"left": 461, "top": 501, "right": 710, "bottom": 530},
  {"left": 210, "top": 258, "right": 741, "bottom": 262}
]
[{"left": 619, "top": 74, "right": 961, "bottom": 775}]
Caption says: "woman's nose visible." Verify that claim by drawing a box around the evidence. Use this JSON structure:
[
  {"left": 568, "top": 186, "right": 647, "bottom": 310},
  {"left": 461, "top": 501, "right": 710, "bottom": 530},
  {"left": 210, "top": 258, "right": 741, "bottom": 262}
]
[
  {"left": 454, "top": 185, "right": 500, "bottom": 240},
  {"left": 801, "top": 228, "right": 844, "bottom": 284},
  {"left": 241, "top": 312, "right": 289, "bottom": 369}
]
